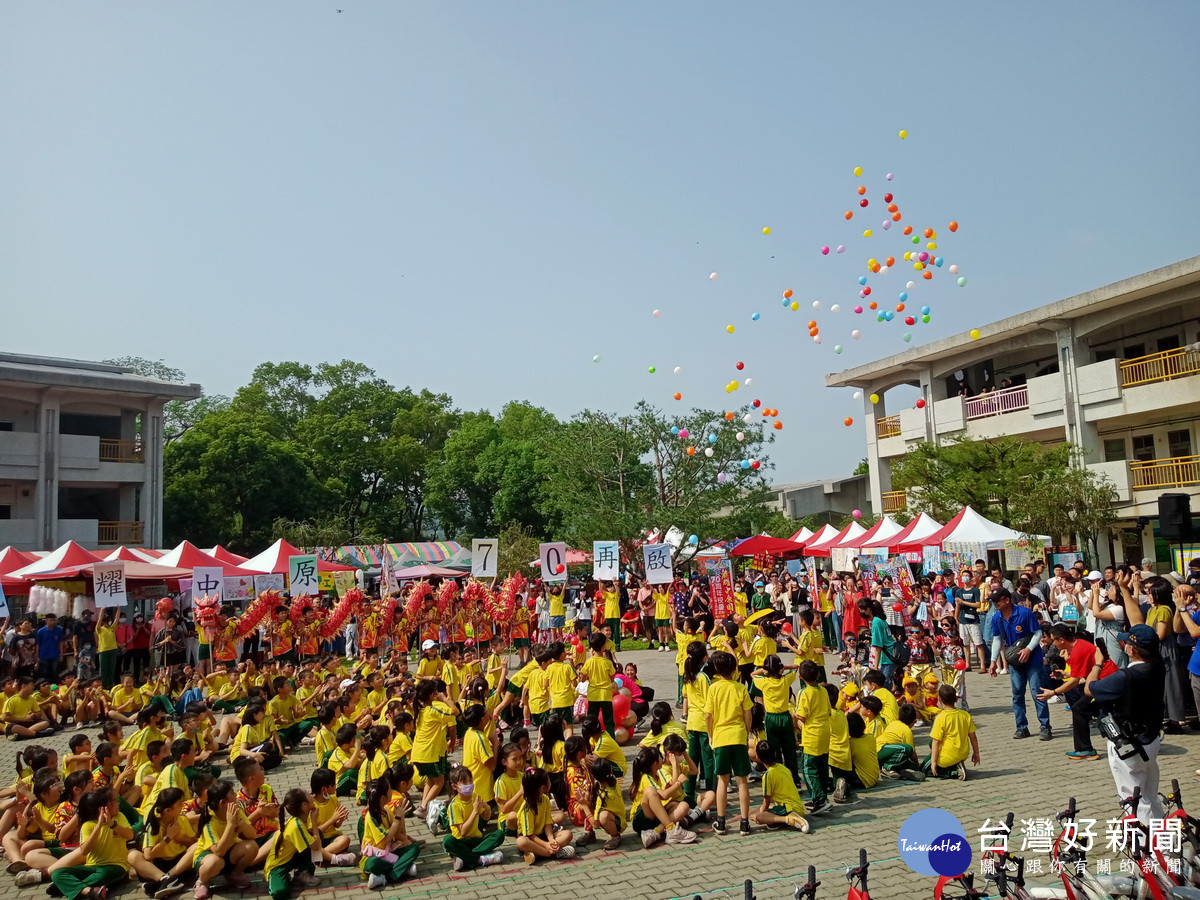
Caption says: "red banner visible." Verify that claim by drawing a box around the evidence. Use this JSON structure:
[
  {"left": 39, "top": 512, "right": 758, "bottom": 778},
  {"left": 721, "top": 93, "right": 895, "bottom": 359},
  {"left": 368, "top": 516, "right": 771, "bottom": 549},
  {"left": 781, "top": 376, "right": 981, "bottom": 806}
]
[{"left": 702, "top": 557, "right": 736, "bottom": 620}]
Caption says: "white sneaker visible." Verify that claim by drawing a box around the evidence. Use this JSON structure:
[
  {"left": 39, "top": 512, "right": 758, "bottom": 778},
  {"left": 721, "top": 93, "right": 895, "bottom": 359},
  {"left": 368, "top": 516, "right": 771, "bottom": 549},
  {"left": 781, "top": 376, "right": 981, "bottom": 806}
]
[
  {"left": 14, "top": 870, "right": 44, "bottom": 887},
  {"left": 407, "top": 863, "right": 417, "bottom": 877},
  {"left": 640, "top": 828, "right": 660, "bottom": 849},
  {"left": 452, "top": 857, "right": 465, "bottom": 872},
  {"left": 300, "top": 736, "right": 316, "bottom": 745},
  {"left": 367, "top": 873, "right": 388, "bottom": 890},
  {"left": 329, "top": 853, "right": 356, "bottom": 867},
  {"left": 666, "top": 825, "right": 697, "bottom": 844},
  {"left": 479, "top": 851, "right": 504, "bottom": 867},
  {"left": 554, "top": 846, "right": 576, "bottom": 860}
]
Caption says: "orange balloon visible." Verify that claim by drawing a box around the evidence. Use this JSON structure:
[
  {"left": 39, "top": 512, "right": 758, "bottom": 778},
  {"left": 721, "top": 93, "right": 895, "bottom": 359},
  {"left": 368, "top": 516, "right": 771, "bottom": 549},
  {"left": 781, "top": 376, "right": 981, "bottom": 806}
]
[
  {"left": 808, "top": 328, "right": 818, "bottom": 337},
  {"left": 903, "top": 225, "right": 913, "bottom": 235},
  {"left": 686, "top": 446, "right": 696, "bottom": 456},
  {"left": 783, "top": 288, "right": 793, "bottom": 298},
  {"left": 887, "top": 203, "right": 898, "bottom": 213},
  {"left": 948, "top": 221, "right": 959, "bottom": 232},
  {"left": 807, "top": 320, "right": 817, "bottom": 328},
  {"left": 725, "top": 411, "right": 735, "bottom": 420},
  {"left": 896, "top": 302, "right": 906, "bottom": 312},
  {"left": 844, "top": 211, "right": 854, "bottom": 220},
  {"left": 923, "top": 228, "right": 934, "bottom": 238},
  {"left": 868, "top": 301, "right": 878, "bottom": 310},
  {"left": 869, "top": 263, "right": 881, "bottom": 273},
  {"left": 673, "top": 392, "right": 682, "bottom": 400},
  {"left": 922, "top": 271, "right": 933, "bottom": 280},
  {"left": 892, "top": 213, "right": 902, "bottom": 222},
  {"left": 773, "top": 421, "right": 783, "bottom": 430},
  {"left": 843, "top": 417, "right": 854, "bottom": 427},
  {"left": 885, "top": 256, "right": 895, "bottom": 267},
  {"left": 857, "top": 186, "right": 866, "bottom": 196},
  {"left": 762, "top": 409, "right": 770, "bottom": 417}
]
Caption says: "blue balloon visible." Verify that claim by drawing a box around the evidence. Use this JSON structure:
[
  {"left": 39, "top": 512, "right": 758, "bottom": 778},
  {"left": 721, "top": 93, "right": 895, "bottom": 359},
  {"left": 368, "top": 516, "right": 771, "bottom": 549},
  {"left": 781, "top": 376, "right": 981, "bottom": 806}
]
[
  {"left": 740, "top": 459, "right": 751, "bottom": 469},
  {"left": 708, "top": 434, "right": 717, "bottom": 443},
  {"left": 921, "top": 305, "right": 931, "bottom": 315},
  {"left": 751, "top": 312, "right": 760, "bottom": 320},
  {"left": 671, "top": 425, "right": 680, "bottom": 435},
  {"left": 899, "top": 291, "right": 908, "bottom": 302},
  {"left": 858, "top": 276, "right": 868, "bottom": 286},
  {"left": 877, "top": 312, "right": 886, "bottom": 321},
  {"left": 934, "top": 257, "right": 944, "bottom": 267},
  {"left": 688, "top": 534, "right": 699, "bottom": 544},
  {"left": 885, "top": 310, "right": 894, "bottom": 321}
]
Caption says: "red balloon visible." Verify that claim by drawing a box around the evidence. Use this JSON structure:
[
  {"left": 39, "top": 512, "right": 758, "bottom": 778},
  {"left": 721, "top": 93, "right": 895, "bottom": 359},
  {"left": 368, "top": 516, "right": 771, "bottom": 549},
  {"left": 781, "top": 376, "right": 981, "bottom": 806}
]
[
  {"left": 612, "top": 693, "right": 631, "bottom": 725},
  {"left": 916, "top": 398, "right": 926, "bottom": 409},
  {"left": 891, "top": 603, "right": 904, "bottom": 612},
  {"left": 752, "top": 399, "right": 762, "bottom": 408},
  {"left": 736, "top": 361, "right": 745, "bottom": 370},
  {"left": 781, "top": 622, "right": 793, "bottom": 634},
  {"left": 953, "top": 659, "right": 968, "bottom": 671},
  {"left": 884, "top": 193, "right": 894, "bottom": 203},
  {"left": 555, "top": 564, "right": 565, "bottom": 574}
]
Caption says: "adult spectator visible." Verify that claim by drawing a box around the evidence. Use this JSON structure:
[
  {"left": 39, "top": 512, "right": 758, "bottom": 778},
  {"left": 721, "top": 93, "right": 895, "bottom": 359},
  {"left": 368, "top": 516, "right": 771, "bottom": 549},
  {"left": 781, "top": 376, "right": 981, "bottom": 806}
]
[
  {"left": 115, "top": 611, "right": 133, "bottom": 671},
  {"left": 1085, "top": 623, "right": 1164, "bottom": 826},
  {"left": 875, "top": 575, "right": 904, "bottom": 642},
  {"left": 1037, "top": 625, "right": 1112, "bottom": 760},
  {"left": 125, "top": 612, "right": 153, "bottom": 681},
  {"left": 991, "top": 567, "right": 1015, "bottom": 593},
  {"left": 1171, "top": 585, "right": 1200, "bottom": 749},
  {"left": 858, "top": 598, "right": 899, "bottom": 686},
  {"left": 35, "top": 613, "right": 64, "bottom": 680},
  {"left": 687, "top": 578, "right": 711, "bottom": 632},
  {"left": 635, "top": 578, "right": 655, "bottom": 647},
  {"left": 988, "top": 588, "right": 1051, "bottom": 741},
  {"left": 7, "top": 618, "right": 38, "bottom": 677},
  {"left": 1140, "top": 557, "right": 1157, "bottom": 579},
  {"left": 1187, "top": 558, "right": 1200, "bottom": 589},
  {"left": 155, "top": 613, "right": 187, "bottom": 667},
  {"left": 1087, "top": 577, "right": 1129, "bottom": 669},
  {"left": 1142, "top": 575, "right": 1187, "bottom": 732},
  {"left": 954, "top": 570, "right": 986, "bottom": 672},
  {"left": 72, "top": 608, "right": 96, "bottom": 660},
  {"left": 750, "top": 579, "right": 772, "bottom": 612}
]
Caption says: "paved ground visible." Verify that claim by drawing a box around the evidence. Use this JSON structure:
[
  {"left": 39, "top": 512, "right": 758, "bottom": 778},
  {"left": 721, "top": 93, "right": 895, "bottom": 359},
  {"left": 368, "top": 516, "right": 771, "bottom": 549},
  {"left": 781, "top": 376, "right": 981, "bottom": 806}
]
[{"left": 2, "top": 649, "right": 1195, "bottom": 900}]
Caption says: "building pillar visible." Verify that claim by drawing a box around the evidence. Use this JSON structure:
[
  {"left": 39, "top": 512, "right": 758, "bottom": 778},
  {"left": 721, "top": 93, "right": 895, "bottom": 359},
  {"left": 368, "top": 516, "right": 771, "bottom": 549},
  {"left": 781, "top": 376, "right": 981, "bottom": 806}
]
[
  {"left": 143, "top": 401, "right": 165, "bottom": 548},
  {"left": 37, "top": 395, "right": 60, "bottom": 550},
  {"left": 864, "top": 389, "right": 888, "bottom": 515}
]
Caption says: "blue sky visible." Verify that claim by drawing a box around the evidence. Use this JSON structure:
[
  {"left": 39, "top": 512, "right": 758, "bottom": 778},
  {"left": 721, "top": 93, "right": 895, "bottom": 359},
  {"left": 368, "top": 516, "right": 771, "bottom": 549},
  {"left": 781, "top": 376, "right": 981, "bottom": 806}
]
[{"left": 3, "top": 3, "right": 1198, "bottom": 483}]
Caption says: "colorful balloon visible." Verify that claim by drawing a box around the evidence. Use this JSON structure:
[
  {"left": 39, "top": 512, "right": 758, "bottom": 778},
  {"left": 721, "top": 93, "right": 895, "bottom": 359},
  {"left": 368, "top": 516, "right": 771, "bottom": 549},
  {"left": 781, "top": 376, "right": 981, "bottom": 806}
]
[
  {"left": 674, "top": 366, "right": 682, "bottom": 374},
  {"left": 709, "top": 272, "right": 719, "bottom": 280},
  {"left": 852, "top": 329, "right": 861, "bottom": 339},
  {"left": 886, "top": 172, "right": 894, "bottom": 181},
  {"left": 726, "top": 324, "right": 735, "bottom": 333},
  {"left": 784, "top": 288, "right": 794, "bottom": 298},
  {"left": 593, "top": 355, "right": 600, "bottom": 362},
  {"left": 852, "top": 508, "right": 862, "bottom": 518},
  {"left": 735, "top": 431, "right": 744, "bottom": 441},
  {"left": 648, "top": 366, "right": 656, "bottom": 373},
  {"left": 916, "top": 398, "right": 926, "bottom": 409},
  {"left": 948, "top": 264, "right": 959, "bottom": 274},
  {"left": 812, "top": 300, "right": 821, "bottom": 310},
  {"left": 948, "top": 221, "right": 959, "bottom": 232},
  {"left": 762, "top": 226, "right": 771, "bottom": 235},
  {"left": 970, "top": 329, "right": 981, "bottom": 340},
  {"left": 854, "top": 305, "right": 863, "bottom": 314},
  {"left": 652, "top": 309, "right": 661, "bottom": 318},
  {"left": 853, "top": 166, "right": 863, "bottom": 176},
  {"left": 834, "top": 344, "right": 844, "bottom": 354},
  {"left": 736, "top": 361, "right": 745, "bottom": 370},
  {"left": 903, "top": 333, "right": 912, "bottom": 342},
  {"left": 673, "top": 392, "right": 681, "bottom": 400},
  {"left": 773, "top": 421, "right": 783, "bottom": 430},
  {"left": 844, "top": 417, "right": 854, "bottom": 426},
  {"left": 821, "top": 246, "right": 829, "bottom": 255},
  {"left": 704, "top": 447, "right": 713, "bottom": 457},
  {"left": 831, "top": 304, "right": 840, "bottom": 312},
  {"left": 751, "top": 312, "right": 760, "bottom": 321},
  {"left": 852, "top": 391, "right": 862, "bottom": 399},
  {"left": 898, "top": 129, "right": 908, "bottom": 139},
  {"left": 717, "top": 472, "right": 727, "bottom": 483},
  {"left": 869, "top": 393, "right": 880, "bottom": 404},
  {"left": 679, "top": 428, "right": 689, "bottom": 439},
  {"left": 836, "top": 244, "right": 845, "bottom": 253},
  {"left": 957, "top": 277, "right": 967, "bottom": 287},
  {"left": 790, "top": 301, "right": 799, "bottom": 311}
]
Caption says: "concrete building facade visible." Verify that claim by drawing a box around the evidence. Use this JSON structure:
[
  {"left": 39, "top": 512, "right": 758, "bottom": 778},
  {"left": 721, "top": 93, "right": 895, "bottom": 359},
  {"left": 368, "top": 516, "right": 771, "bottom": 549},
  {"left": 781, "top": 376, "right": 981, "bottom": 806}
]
[
  {"left": 0, "top": 353, "right": 201, "bottom": 551},
  {"left": 826, "top": 256, "right": 1200, "bottom": 565},
  {"left": 772, "top": 475, "right": 868, "bottom": 526}
]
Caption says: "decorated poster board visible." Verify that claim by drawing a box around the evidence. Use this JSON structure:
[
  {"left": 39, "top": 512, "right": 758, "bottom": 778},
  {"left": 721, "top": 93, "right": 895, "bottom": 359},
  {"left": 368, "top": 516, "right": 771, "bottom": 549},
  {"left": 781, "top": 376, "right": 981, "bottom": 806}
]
[
  {"left": 1003, "top": 539, "right": 1039, "bottom": 570},
  {"left": 253, "top": 573, "right": 286, "bottom": 597},
  {"left": 333, "top": 570, "right": 357, "bottom": 597},
  {"left": 701, "top": 557, "right": 735, "bottom": 619},
  {"left": 922, "top": 546, "right": 942, "bottom": 575},
  {"left": 223, "top": 575, "right": 255, "bottom": 603}
]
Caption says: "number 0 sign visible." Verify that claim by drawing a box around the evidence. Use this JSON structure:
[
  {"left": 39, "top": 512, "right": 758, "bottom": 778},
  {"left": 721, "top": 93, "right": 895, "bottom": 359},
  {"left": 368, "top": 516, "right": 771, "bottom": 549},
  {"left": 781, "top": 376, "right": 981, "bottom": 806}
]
[
  {"left": 472, "top": 539, "right": 498, "bottom": 578},
  {"left": 539, "top": 542, "right": 568, "bottom": 583}
]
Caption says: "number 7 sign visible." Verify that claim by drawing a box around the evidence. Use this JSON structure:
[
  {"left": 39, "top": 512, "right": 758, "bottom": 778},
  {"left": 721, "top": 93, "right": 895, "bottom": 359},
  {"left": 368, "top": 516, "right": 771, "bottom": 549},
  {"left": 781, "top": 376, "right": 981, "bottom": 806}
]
[{"left": 472, "top": 539, "right": 498, "bottom": 578}]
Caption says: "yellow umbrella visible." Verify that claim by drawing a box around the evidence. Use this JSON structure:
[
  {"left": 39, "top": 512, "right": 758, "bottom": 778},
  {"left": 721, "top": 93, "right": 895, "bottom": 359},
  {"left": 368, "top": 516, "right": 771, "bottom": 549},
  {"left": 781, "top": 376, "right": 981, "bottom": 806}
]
[{"left": 743, "top": 608, "right": 778, "bottom": 627}]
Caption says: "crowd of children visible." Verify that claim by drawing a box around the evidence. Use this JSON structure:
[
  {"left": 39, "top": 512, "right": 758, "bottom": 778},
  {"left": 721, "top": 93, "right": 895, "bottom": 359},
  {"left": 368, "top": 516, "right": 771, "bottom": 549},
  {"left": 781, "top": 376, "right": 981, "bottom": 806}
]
[{"left": 0, "top": 584, "right": 985, "bottom": 900}]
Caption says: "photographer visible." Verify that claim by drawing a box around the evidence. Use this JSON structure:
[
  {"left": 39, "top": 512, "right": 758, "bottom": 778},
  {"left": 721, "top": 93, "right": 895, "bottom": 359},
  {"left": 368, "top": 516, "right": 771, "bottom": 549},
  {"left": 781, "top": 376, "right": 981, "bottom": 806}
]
[{"left": 1084, "top": 623, "right": 1164, "bottom": 826}]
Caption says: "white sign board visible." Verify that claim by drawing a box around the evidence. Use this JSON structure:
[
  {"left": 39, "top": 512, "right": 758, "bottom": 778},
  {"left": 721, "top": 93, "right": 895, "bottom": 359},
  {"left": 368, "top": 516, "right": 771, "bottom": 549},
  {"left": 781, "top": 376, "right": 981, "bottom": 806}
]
[
  {"left": 593, "top": 541, "right": 620, "bottom": 581},
  {"left": 0, "top": 579, "right": 8, "bottom": 617},
  {"left": 288, "top": 555, "right": 320, "bottom": 596},
  {"left": 642, "top": 545, "right": 674, "bottom": 584},
  {"left": 539, "top": 542, "right": 568, "bottom": 583},
  {"left": 93, "top": 562, "right": 128, "bottom": 608},
  {"left": 224, "top": 575, "right": 255, "bottom": 603},
  {"left": 192, "top": 566, "right": 224, "bottom": 601},
  {"left": 254, "top": 573, "right": 286, "bottom": 597},
  {"left": 471, "top": 539, "right": 498, "bottom": 578}
]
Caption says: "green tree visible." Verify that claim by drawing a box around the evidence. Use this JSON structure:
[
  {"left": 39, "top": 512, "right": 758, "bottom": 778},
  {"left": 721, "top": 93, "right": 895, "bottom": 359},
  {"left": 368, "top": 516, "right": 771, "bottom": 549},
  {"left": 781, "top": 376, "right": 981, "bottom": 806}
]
[
  {"left": 103, "top": 356, "right": 230, "bottom": 444},
  {"left": 495, "top": 523, "right": 542, "bottom": 580},
  {"left": 853, "top": 457, "right": 869, "bottom": 476}
]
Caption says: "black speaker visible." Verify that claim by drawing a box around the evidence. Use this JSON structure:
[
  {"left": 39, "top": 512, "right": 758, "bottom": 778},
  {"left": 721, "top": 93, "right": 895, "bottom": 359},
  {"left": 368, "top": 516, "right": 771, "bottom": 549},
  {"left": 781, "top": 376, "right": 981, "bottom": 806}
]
[{"left": 1159, "top": 493, "right": 1193, "bottom": 540}]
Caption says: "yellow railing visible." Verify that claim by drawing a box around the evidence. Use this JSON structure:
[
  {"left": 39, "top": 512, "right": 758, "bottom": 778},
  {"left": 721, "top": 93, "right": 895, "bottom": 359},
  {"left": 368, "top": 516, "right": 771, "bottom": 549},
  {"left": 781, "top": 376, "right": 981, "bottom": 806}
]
[
  {"left": 876, "top": 415, "right": 901, "bottom": 439},
  {"left": 98, "top": 521, "right": 144, "bottom": 544},
  {"left": 1120, "top": 346, "right": 1200, "bottom": 388},
  {"left": 1129, "top": 455, "right": 1200, "bottom": 490},
  {"left": 98, "top": 438, "right": 143, "bottom": 463},
  {"left": 881, "top": 490, "right": 907, "bottom": 513}
]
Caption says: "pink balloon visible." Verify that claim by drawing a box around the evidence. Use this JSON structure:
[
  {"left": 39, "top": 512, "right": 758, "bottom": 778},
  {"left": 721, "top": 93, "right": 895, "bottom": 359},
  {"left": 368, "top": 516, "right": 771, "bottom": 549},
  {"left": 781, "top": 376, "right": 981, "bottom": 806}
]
[
  {"left": 821, "top": 246, "right": 830, "bottom": 255},
  {"left": 678, "top": 428, "right": 689, "bottom": 439},
  {"left": 854, "top": 305, "right": 863, "bottom": 314}
]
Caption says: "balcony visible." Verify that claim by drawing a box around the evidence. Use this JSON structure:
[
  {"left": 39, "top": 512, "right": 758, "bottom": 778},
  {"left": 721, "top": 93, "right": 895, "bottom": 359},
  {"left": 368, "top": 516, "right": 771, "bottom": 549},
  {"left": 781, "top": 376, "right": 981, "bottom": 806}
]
[
  {"left": 97, "top": 521, "right": 144, "bottom": 545},
  {"left": 1120, "top": 347, "right": 1200, "bottom": 388},
  {"left": 964, "top": 384, "right": 1029, "bottom": 421},
  {"left": 98, "top": 438, "right": 143, "bottom": 463},
  {"left": 876, "top": 415, "right": 901, "bottom": 439},
  {"left": 1129, "top": 455, "right": 1200, "bottom": 491},
  {"left": 881, "top": 490, "right": 907, "bottom": 513}
]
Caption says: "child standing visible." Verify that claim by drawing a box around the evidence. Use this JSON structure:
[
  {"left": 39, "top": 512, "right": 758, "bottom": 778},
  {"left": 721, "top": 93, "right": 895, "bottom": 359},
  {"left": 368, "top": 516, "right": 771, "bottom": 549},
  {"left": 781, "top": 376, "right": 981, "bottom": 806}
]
[
  {"left": 703, "top": 650, "right": 753, "bottom": 836},
  {"left": 794, "top": 660, "right": 833, "bottom": 815},
  {"left": 411, "top": 680, "right": 459, "bottom": 816},
  {"left": 680, "top": 644, "right": 714, "bottom": 799},
  {"left": 751, "top": 654, "right": 798, "bottom": 784},
  {"left": 581, "top": 634, "right": 617, "bottom": 735},
  {"left": 923, "top": 685, "right": 979, "bottom": 780}
]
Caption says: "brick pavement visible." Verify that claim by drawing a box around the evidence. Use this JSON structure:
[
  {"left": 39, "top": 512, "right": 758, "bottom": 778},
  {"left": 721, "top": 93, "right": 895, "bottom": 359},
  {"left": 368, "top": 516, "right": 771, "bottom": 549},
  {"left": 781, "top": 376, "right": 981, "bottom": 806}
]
[{"left": 1, "top": 648, "right": 1194, "bottom": 900}]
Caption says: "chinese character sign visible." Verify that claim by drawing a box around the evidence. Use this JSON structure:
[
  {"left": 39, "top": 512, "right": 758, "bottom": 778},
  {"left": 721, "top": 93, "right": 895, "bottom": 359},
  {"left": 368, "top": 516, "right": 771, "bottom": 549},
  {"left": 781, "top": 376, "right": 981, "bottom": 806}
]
[
  {"left": 472, "top": 539, "right": 499, "bottom": 578},
  {"left": 702, "top": 557, "right": 735, "bottom": 618},
  {"left": 193, "top": 567, "right": 224, "bottom": 601},
  {"left": 593, "top": 541, "right": 620, "bottom": 581},
  {"left": 539, "top": 542, "right": 568, "bottom": 583},
  {"left": 288, "top": 555, "right": 320, "bottom": 596},
  {"left": 93, "top": 562, "right": 127, "bottom": 608},
  {"left": 643, "top": 544, "right": 673, "bottom": 584}
]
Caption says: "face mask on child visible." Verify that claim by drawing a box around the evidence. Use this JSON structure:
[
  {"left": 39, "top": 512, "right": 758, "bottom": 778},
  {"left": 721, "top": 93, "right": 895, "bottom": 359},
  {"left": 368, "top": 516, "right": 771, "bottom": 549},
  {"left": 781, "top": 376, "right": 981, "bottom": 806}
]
[{"left": 457, "top": 783, "right": 474, "bottom": 797}]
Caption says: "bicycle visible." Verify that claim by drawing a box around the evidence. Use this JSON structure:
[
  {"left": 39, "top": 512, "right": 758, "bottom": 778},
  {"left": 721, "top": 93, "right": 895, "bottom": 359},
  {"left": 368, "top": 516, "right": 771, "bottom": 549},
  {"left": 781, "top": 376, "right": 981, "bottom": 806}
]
[
  {"left": 795, "top": 865, "right": 819, "bottom": 900},
  {"left": 1052, "top": 797, "right": 1122, "bottom": 900},
  {"left": 1161, "top": 779, "right": 1200, "bottom": 888},
  {"left": 846, "top": 849, "right": 871, "bottom": 900}
]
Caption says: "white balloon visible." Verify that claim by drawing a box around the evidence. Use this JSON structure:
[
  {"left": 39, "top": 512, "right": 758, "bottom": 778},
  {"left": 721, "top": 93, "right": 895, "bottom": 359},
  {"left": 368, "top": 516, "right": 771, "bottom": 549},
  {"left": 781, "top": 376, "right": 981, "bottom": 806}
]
[
  {"left": 878, "top": 266, "right": 888, "bottom": 274},
  {"left": 704, "top": 447, "right": 714, "bottom": 457},
  {"left": 709, "top": 272, "right": 719, "bottom": 280},
  {"left": 852, "top": 391, "right": 862, "bottom": 400},
  {"left": 744, "top": 378, "right": 752, "bottom": 386},
  {"left": 813, "top": 335, "right": 822, "bottom": 343},
  {"left": 673, "top": 366, "right": 682, "bottom": 375},
  {"left": 852, "top": 329, "right": 862, "bottom": 339},
  {"left": 736, "top": 431, "right": 745, "bottom": 441},
  {"left": 831, "top": 304, "right": 840, "bottom": 312},
  {"left": 949, "top": 264, "right": 959, "bottom": 274},
  {"left": 743, "top": 414, "right": 753, "bottom": 423},
  {"left": 954, "top": 369, "right": 965, "bottom": 380},
  {"left": 812, "top": 300, "right": 821, "bottom": 310},
  {"left": 652, "top": 309, "right": 662, "bottom": 318}
]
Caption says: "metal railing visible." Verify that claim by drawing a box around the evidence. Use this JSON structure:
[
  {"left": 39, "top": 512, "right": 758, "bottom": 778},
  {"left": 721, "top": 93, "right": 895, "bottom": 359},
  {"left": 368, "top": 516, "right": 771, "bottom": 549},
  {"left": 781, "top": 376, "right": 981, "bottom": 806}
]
[
  {"left": 964, "top": 384, "right": 1029, "bottom": 420},
  {"left": 881, "top": 490, "right": 907, "bottom": 513},
  {"left": 98, "top": 438, "right": 144, "bottom": 463},
  {"left": 1129, "top": 455, "right": 1200, "bottom": 490},
  {"left": 1119, "top": 346, "right": 1200, "bottom": 388},
  {"left": 875, "top": 415, "right": 901, "bottom": 439},
  {"left": 98, "top": 521, "right": 144, "bottom": 544}
]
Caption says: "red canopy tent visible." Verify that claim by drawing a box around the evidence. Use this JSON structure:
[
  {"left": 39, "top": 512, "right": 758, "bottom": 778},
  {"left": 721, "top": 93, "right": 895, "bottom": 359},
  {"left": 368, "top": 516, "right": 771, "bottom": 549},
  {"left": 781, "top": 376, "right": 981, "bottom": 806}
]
[
  {"left": 204, "top": 546, "right": 250, "bottom": 566},
  {"left": 152, "top": 541, "right": 258, "bottom": 577},
  {"left": 240, "top": 539, "right": 357, "bottom": 575},
  {"left": 102, "top": 547, "right": 162, "bottom": 563},
  {"left": 0, "top": 547, "right": 39, "bottom": 592},
  {"left": 805, "top": 522, "right": 867, "bottom": 558},
  {"left": 727, "top": 535, "right": 807, "bottom": 560},
  {"left": 9, "top": 541, "right": 103, "bottom": 579},
  {"left": 788, "top": 527, "right": 814, "bottom": 545},
  {"left": 28, "top": 560, "right": 192, "bottom": 581},
  {"left": 867, "top": 512, "right": 944, "bottom": 552},
  {"left": 835, "top": 516, "right": 904, "bottom": 550}
]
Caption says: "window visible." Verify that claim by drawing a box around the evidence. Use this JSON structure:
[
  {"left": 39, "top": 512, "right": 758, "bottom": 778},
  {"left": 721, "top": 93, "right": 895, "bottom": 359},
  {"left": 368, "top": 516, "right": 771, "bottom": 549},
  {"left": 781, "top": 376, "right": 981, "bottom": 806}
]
[
  {"left": 1103, "top": 439, "right": 1127, "bottom": 462},
  {"left": 1168, "top": 429, "right": 1193, "bottom": 458},
  {"left": 0, "top": 505, "right": 9, "bottom": 520},
  {"left": 1158, "top": 335, "right": 1181, "bottom": 352},
  {"left": 1123, "top": 344, "right": 1145, "bottom": 360},
  {"left": 1132, "top": 434, "right": 1156, "bottom": 462},
  {"left": 1094, "top": 348, "right": 1117, "bottom": 362},
  {"left": 0, "top": 422, "right": 12, "bottom": 432}
]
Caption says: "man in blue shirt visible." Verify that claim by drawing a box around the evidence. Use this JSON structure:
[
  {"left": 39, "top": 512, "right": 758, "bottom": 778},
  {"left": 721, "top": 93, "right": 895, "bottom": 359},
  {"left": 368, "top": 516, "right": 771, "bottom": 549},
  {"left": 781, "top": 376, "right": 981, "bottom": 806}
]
[
  {"left": 35, "top": 613, "right": 64, "bottom": 681},
  {"left": 988, "top": 588, "right": 1050, "bottom": 741}
]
